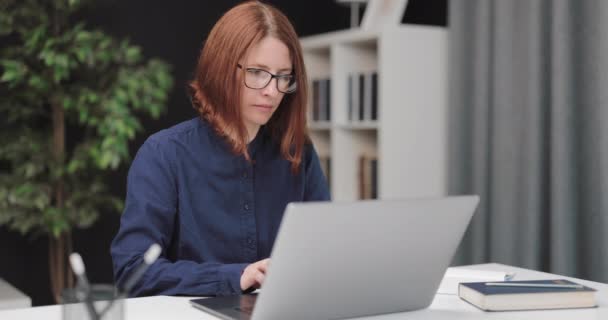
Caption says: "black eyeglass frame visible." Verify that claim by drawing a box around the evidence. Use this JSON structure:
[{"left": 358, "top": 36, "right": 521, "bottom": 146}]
[{"left": 237, "top": 64, "right": 297, "bottom": 94}]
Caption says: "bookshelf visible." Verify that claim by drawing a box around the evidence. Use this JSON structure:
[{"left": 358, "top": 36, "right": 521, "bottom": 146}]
[{"left": 302, "top": 25, "right": 448, "bottom": 201}]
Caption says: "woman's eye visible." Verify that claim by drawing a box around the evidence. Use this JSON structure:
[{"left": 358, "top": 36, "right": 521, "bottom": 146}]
[{"left": 248, "top": 69, "right": 266, "bottom": 77}]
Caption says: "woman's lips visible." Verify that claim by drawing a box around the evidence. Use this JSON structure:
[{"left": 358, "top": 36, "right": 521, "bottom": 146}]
[{"left": 253, "top": 104, "right": 273, "bottom": 111}]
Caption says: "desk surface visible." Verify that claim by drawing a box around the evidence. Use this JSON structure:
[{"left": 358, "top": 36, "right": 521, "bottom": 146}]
[
  {"left": 0, "top": 278, "right": 31, "bottom": 310},
  {"left": 1, "top": 263, "right": 606, "bottom": 320}
]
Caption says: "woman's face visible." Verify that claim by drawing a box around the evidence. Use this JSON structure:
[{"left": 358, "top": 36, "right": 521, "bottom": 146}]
[{"left": 239, "top": 36, "right": 292, "bottom": 139}]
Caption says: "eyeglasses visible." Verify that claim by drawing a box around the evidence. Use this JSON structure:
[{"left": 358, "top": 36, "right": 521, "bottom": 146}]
[{"left": 237, "top": 64, "right": 297, "bottom": 94}]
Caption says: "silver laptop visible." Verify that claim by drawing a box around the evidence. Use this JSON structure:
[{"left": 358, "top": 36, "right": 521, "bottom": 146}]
[{"left": 190, "top": 196, "right": 479, "bottom": 320}]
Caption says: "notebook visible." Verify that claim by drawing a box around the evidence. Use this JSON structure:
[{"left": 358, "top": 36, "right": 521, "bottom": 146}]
[
  {"left": 459, "top": 279, "right": 597, "bottom": 311},
  {"left": 437, "top": 268, "right": 516, "bottom": 295}
]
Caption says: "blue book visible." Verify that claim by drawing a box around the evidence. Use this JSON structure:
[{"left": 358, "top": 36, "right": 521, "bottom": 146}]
[{"left": 458, "top": 279, "right": 597, "bottom": 311}]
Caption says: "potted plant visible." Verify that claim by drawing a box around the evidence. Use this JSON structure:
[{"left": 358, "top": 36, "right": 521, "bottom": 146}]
[{"left": 0, "top": 0, "right": 173, "bottom": 302}]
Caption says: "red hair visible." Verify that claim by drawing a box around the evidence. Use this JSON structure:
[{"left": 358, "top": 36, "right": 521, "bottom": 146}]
[{"left": 189, "top": 1, "right": 309, "bottom": 173}]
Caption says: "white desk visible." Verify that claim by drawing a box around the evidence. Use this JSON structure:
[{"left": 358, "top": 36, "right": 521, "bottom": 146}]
[
  {"left": 0, "top": 278, "right": 31, "bottom": 310},
  {"left": 0, "top": 263, "right": 606, "bottom": 319}
]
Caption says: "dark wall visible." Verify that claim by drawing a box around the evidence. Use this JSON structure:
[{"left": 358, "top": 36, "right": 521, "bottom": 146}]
[{"left": 0, "top": 0, "right": 446, "bottom": 306}]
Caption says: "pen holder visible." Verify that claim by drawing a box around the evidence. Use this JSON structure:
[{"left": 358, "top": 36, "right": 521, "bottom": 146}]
[{"left": 62, "top": 284, "right": 124, "bottom": 320}]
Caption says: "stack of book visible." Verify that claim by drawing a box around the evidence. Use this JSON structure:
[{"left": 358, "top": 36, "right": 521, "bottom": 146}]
[
  {"left": 311, "top": 78, "right": 331, "bottom": 122},
  {"left": 348, "top": 72, "right": 378, "bottom": 122}
]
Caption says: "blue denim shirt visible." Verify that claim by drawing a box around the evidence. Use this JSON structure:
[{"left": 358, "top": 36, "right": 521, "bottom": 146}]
[{"left": 110, "top": 117, "right": 330, "bottom": 297}]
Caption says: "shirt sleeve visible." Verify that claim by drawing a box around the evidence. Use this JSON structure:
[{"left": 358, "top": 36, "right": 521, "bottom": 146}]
[
  {"left": 110, "top": 138, "right": 248, "bottom": 297},
  {"left": 303, "top": 143, "right": 331, "bottom": 201}
]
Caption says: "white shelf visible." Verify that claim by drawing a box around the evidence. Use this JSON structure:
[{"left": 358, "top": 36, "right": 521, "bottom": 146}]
[
  {"left": 308, "top": 122, "right": 380, "bottom": 131},
  {"left": 338, "top": 121, "right": 379, "bottom": 130},
  {"left": 308, "top": 121, "right": 332, "bottom": 130},
  {"left": 299, "top": 28, "right": 379, "bottom": 49},
  {"left": 302, "top": 25, "right": 448, "bottom": 201}
]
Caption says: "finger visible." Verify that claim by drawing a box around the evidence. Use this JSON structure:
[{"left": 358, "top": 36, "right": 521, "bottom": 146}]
[
  {"left": 255, "top": 271, "right": 266, "bottom": 285},
  {"left": 242, "top": 273, "right": 261, "bottom": 291},
  {"left": 241, "top": 265, "right": 258, "bottom": 290},
  {"left": 258, "top": 259, "right": 270, "bottom": 273}
]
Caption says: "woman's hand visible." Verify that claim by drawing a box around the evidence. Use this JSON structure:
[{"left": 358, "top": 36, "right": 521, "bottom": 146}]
[{"left": 240, "top": 258, "right": 270, "bottom": 291}]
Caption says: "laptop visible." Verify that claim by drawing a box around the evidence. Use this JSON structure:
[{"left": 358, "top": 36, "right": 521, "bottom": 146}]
[{"left": 190, "top": 196, "right": 479, "bottom": 320}]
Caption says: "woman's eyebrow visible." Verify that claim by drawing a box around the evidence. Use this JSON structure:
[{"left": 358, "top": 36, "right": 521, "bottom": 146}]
[{"left": 249, "top": 63, "right": 292, "bottom": 73}]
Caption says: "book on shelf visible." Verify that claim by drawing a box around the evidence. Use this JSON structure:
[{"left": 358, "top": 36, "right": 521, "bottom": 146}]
[
  {"left": 310, "top": 78, "right": 331, "bottom": 122},
  {"left": 348, "top": 71, "right": 378, "bottom": 123},
  {"left": 348, "top": 73, "right": 357, "bottom": 121},
  {"left": 458, "top": 279, "right": 597, "bottom": 312},
  {"left": 370, "top": 157, "right": 377, "bottom": 199},
  {"left": 312, "top": 79, "right": 319, "bottom": 121},
  {"left": 371, "top": 72, "right": 378, "bottom": 121},
  {"left": 321, "top": 78, "right": 330, "bottom": 121},
  {"left": 326, "top": 78, "right": 331, "bottom": 121},
  {"left": 358, "top": 154, "right": 378, "bottom": 200},
  {"left": 358, "top": 73, "right": 365, "bottom": 121},
  {"left": 318, "top": 156, "right": 331, "bottom": 189},
  {"left": 363, "top": 72, "right": 373, "bottom": 121},
  {"left": 319, "top": 78, "right": 327, "bottom": 121}
]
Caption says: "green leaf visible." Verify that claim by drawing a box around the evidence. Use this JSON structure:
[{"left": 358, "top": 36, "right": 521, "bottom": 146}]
[
  {"left": 75, "top": 30, "right": 91, "bottom": 42},
  {"left": 66, "top": 159, "right": 83, "bottom": 173},
  {"left": 101, "top": 136, "right": 116, "bottom": 149},
  {"left": 40, "top": 50, "right": 56, "bottom": 66},
  {"left": 0, "top": 60, "right": 27, "bottom": 84},
  {"left": 74, "top": 48, "right": 87, "bottom": 62},
  {"left": 33, "top": 193, "right": 50, "bottom": 210},
  {"left": 55, "top": 54, "right": 69, "bottom": 68},
  {"left": 115, "top": 88, "right": 128, "bottom": 104},
  {"left": 0, "top": 70, "right": 17, "bottom": 82},
  {"left": 87, "top": 92, "right": 99, "bottom": 103},
  {"left": 78, "top": 108, "right": 88, "bottom": 123},
  {"left": 125, "top": 46, "right": 141, "bottom": 63},
  {"left": 27, "top": 75, "right": 49, "bottom": 91},
  {"left": 62, "top": 96, "right": 74, "bottom": 110},
  {"left": 111, "top": 198, "right": 124, "bottom": 212},
  {"left": 13, "top": 184, "right": 34, "bottom": 198},
  {"left": 24, "top": 26, "right": 46, "bottom": 53}
]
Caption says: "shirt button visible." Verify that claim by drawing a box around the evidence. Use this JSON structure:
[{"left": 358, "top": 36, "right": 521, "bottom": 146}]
[
  {"left": 244, "top": 203, "right": 250, "bottom": 211},
  {"left": 242, "top": 172, "right": 248, "bottom": 179},
  {"left": 247, "top": 238, "right": 254, "bottom": 244}
]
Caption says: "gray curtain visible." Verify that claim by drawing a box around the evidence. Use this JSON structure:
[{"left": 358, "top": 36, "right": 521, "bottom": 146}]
[{"left": 448, "top": 0, "right": 608, "bottom": 283}]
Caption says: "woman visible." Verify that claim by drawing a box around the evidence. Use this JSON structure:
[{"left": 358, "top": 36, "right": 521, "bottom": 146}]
[{"left": 110, "top": 1, "right": 330, "bottom": 297}]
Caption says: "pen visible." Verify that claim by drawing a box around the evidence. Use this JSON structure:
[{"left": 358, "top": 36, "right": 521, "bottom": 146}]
[
  {"left": 69, "top": 253, "right": 99, "bottom": 320},
  {"left": 97, "top": 243, "right": 162, "bottom": 318},
  {"left": 485, "top": 282, "right": 584, "bottom": 289},
  {"left": 121, "top": 243, "right": 162, "bottom": 294}
]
